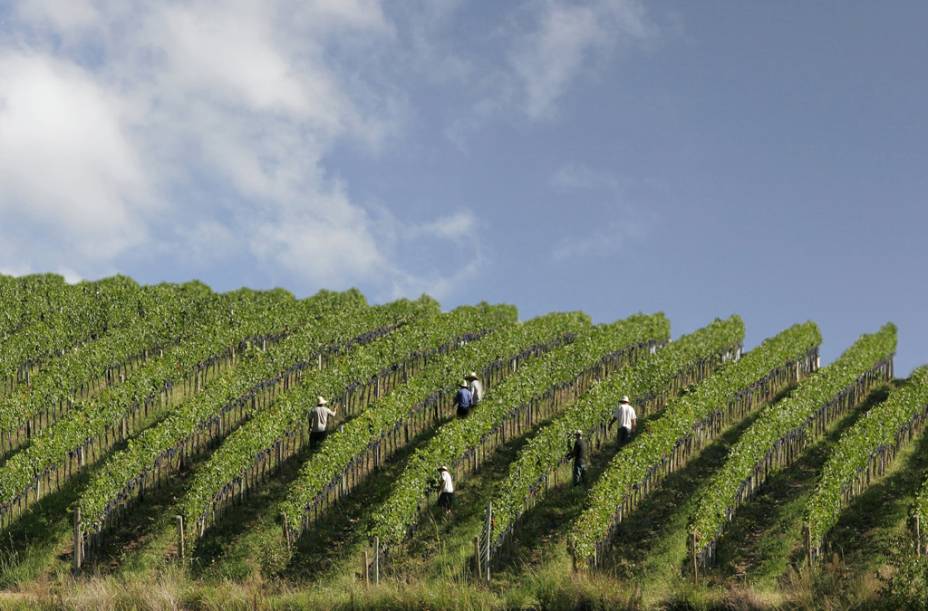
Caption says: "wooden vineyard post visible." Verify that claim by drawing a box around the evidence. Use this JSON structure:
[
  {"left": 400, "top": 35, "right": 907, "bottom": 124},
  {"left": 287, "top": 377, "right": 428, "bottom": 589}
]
[
  {"left": 374, "top": 536, "right": 381, "bottom": 585},
  {"left": 804, "top": 525, "right": 813, "bottom": 568},
  {"left": 363, "top": 551, "right": 370, "bottom": 586},
  {"left": 691, "top": 532, "right": 698, "bottom": 584},
  {"left": 282, "top": 513, "right": 292, "bottom": 553},
  {"left": 917, "top": 514, "right": 922, "bottom": 557},
  {"left": 72, "top": 506, "right": 82, "bottom": 573},
  {"left": 484, "top": 502, "right": 492, "bottom": 583},
  {"left": 474, "top": 536, "right": 481, "bottom": 581},
  {"left": 176, "top": 515, "right": 185, "bottom": 562}
]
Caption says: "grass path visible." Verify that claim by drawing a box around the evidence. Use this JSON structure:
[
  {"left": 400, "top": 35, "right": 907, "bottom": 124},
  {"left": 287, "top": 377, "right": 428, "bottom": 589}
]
[{"left": 708, "top": 385, "right": 890, "bottom": 589}]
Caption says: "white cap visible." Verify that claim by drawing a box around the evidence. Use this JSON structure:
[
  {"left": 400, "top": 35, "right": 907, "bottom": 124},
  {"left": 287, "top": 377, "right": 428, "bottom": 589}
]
[
  {"left": 317, "top": 396, "right": 328, "bottom": 405},
  {"left": 620, "top": 395, "right": 630, "bottom": 403}
]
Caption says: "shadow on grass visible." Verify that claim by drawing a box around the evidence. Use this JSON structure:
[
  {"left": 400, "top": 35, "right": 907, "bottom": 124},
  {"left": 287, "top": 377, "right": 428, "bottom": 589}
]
[
  {"left": 0, "top": 467, "right": 96, "bottom": 587},
  {"left": 708, "top": 385, "right": 891, "bottom": 586},
  {"left": 821, "top": 393, "right": 928, "bottom": 573},
  {"left": 281, "top": 424, "right": 448, "bottom": 584},
  {"left": 602, "top": 408, "right": 763, "bottom": 582}
]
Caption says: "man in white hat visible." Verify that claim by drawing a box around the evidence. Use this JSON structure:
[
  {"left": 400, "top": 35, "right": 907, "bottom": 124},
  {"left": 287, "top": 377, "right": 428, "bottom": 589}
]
[
  {"left": 565, "top": 430, "right": 590, "bottom": 486},
  {"left": 310, "top": 396, "right": 337, "bottom": 448},
  {"left": 610, "top": 395, "right": 637, "bottom": 445},
  {"left": 454, "top": 380, "right": 473, "bottom": 418},
  {"left": 437, "top": 465, "right": 454, "bottom": 513},
  {"left": 465, "top": 371, "right": 483, "bottom": 405}
]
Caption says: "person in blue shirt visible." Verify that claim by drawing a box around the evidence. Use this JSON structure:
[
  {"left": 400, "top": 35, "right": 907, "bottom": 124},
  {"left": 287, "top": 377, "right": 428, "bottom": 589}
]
[{"left": 454, "top": 380, "right": 473, "bottom": 418}]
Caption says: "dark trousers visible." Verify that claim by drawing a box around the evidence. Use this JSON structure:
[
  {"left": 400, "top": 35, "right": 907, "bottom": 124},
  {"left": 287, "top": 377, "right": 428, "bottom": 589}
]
[
  {"left": 438, "top": 491, "right": 454, "bottom": 509},
  {"left": 573, "top": 462, "right": 586, "bottom": 485},
  {"left": 310, "top": 430, "right": 328, "bottom": 449},
  {"left": 618, "top": 426, "right": 632, "bottom": 445}
]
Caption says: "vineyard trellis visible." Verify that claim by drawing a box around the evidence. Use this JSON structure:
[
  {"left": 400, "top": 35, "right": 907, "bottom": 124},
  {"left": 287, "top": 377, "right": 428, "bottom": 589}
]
[
  {"left": 72, "top": 296, "right": 450, "bottom": 567},
  {"left": 183, "top": 312, "right": 588, "bottom": 556},
  {"left": 478, "top": 316, "right": 745, "bottom": 572},
  {"left": 567, "top": 322, "right": 821, "bottom": 568},
  {"left": 0, "top": 289, "right": 365, "bottom": 529},
  {"left": 365, "top": 314, "right": 671, "bottom": 565},
  {"left": 688, "top": 323, "right": 897, "bottom": 568},
  {"left": 805, "top": 366, "right": 928, "bottom": 559}
]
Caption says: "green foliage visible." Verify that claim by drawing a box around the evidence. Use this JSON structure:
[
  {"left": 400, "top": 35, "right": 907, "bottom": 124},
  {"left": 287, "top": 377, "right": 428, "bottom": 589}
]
[
  {"left": 806, "top": 367, "right": 928, "bottom": 548},
  {"left": 183, "top": 313, "right": 589, "bottom": 524},
  {"left": 179, "top": 303, "right": 543, "bottom": 533},
  {"left": 0, "top": 282, "right": 223, "bottom": 433},
  {"left": 489, "top": 316, "right": 745, "bottom": 547},
  {"left": 0, "top": 275, "right": 145, "bottom": 386},
  {"left": 79, "top": 296, "right": 451, "bottom": 531},
  {"left": 688, "top": 323, "right": 897, "bottom": 558},
  {"left": 0, "top": 289, "right": 360, "bottom": 514},
  {"left": 366, "top": 313, "right": 671, "bottom": 545},
  {"left": 568, "top": 322, "right": 821, "bottom": 563}
]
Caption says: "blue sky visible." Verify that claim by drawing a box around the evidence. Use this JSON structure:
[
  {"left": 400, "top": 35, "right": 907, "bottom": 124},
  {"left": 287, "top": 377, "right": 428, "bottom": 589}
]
[{"left": 0, "top": 1, "right": 925, "bottom": 373}]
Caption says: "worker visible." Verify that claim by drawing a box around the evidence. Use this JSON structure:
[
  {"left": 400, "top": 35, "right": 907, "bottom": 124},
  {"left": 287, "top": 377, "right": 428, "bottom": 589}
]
[
  {"left": 437, "top": 465, "right": 454, "bottom": 514},
  {"left": 610, "top": 395, "right": 637, "bottom": 445},
  {"left": 310, "top": 396, "right": 337, "bottom": 448},
  {"left": 465, "top": 371, "right": 483, "bottom": 405},
  {"left": 566, "top": 430, "right": 589, "bottom": 485},
  {"left": 454, "top": 380, "right": 473, "bottom": 418}
]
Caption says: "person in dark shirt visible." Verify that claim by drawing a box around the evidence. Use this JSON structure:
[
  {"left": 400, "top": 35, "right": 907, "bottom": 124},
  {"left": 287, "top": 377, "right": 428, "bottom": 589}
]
[
  {"left": 454, "top": 380, "right": 473, "bottom": 418},
  {"left": 566, "top": 430, "right": 589, "bottom": 485}
]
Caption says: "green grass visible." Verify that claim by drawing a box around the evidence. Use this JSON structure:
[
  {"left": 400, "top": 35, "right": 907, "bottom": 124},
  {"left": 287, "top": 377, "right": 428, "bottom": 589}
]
[{"left": 708, "top": 385, "right": 891, "bottom": 589}]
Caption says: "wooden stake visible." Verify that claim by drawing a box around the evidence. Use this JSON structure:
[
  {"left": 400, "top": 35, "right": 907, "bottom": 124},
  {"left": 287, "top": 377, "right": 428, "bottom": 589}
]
[
  {"left": 917, "top": 514, "right": 922, "bottom": 558},
  {"left": 364, "top": 550, "right": 370, "bottom": 586},
  {"left": 176, "top": 515, "right": 185, "bottom": 561},
  {"left": 72, "top": 506, "right": 82, "bottom": 573},
  {"left": 474, "top": 536, "right": 481, "bottom": 580},
  {"left": 804, "top": 525, "right": 813, "bottom": 567},
  {"left": 374, "top": 536, "right": 380, "bottom": 584},
  {"left": 691, "top": 532, "right": 698, "bottom": 584}
]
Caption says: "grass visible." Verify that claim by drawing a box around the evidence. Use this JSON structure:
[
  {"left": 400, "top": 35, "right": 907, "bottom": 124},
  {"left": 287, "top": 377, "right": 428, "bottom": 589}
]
[
  {"left": 8, "top": 378, "right": 928, "bottom": 609},
  {"left": 707, "top": 385, "right": 892, "bottom": 589}
]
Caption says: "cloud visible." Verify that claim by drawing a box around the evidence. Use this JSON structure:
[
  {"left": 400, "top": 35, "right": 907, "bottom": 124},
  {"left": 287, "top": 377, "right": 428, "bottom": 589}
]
[
  {"left": 552, "top": 216, "right": 649, "bottom": 261},
  {"left": 0, "top": 0, "right": 480, "bottom": 300},
  {"left": 0, "top": 52, "right": 154, "bottom": 261},
  {"left": 551, "top": 163, "right": 622, "bottom": 191},
  {"left": 510, "top": 0, "right": 656, "bottom": 120}
]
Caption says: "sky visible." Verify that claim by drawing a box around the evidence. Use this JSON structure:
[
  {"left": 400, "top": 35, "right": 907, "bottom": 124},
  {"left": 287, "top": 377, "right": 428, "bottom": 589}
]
[{"left": 0, "top": 1, "right": 925, "bottom": 374}]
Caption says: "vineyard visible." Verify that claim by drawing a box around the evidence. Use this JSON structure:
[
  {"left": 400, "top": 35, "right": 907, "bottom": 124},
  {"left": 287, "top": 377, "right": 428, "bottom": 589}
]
[{"left": 1, "top": 273, "right": 927, "bottom": 610}]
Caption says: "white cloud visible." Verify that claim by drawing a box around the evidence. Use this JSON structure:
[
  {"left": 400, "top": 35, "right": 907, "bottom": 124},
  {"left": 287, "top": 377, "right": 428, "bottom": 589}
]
[
  {"left": 0, "top": 0, "right": 481, "bottom": 299},
  {"left": 14, "top": 0, "right": 101, "bottom": 33},
  {"left": 510, "top": 0, "right": 655, "bottom": 120},
  {"left": 551, "top": 163, "right": 621, "bottom": 191},
  {"left": 552, "top": 216, "right": 648, "bottom": 261},
  {"left": 0, "top": 53, "right": 153, "bottom": 260}
]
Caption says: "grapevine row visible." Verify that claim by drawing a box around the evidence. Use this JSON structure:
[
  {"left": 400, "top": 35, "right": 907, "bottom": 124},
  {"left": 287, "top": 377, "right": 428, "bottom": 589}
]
[
  {"left": 0, "top": 289, "right": 367, "bottom": 528},
  {"left": 180, "top": 312, "right": 589, "bottom": 546},
  {"left": 567, "top": 322, "right": 821, "bottom": 567},
  {"left": 366, "top": 314, "right": 670, "bottom": 548},
  {"left": 278, "top": 313, "right": 628, "bottom": 548},
  {"left": 75, "top": 301, "right": 500, "bottom": 550},
  {"left": 806, "top": 366, "right": 928, "bottom": 557},
  {"left": 0, "top": 282, "right": 222, "bottom": 448},
  {"left": 0, "top": 274, "right": 71, "bottom": 342},
  {"left": 0, "top": 275, "right": 145, "bottom": 393},
  {"left": 486, "top": 316, "right": 745, "bottom": 559},
  {"left": 687, "top": 323, "right": 896, "bottom": 566}
]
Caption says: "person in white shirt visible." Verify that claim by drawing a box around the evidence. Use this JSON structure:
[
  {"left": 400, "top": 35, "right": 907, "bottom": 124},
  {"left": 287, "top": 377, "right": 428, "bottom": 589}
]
[
  {"left": 466, "top": 371, "right": 483, "bottom": 405},
  {"left": 437, "top": 465, "right": 454, "bottom": 513},
  {"left": 310, "top": 396, "right": 337, "bottom": 448},
  {"left": 610, "top": 395, "right": 637, "bottom": 445}
]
